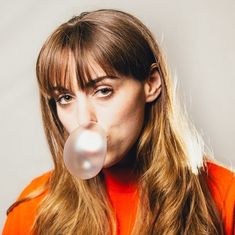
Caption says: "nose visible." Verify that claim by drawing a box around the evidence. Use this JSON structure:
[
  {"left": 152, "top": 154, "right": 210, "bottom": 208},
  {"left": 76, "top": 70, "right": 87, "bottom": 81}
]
[{"left": 75, "top": 92, "right": 96, "bottom": 127}]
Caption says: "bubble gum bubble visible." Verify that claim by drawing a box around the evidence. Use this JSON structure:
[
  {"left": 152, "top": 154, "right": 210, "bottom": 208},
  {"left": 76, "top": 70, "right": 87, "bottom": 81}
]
[{"left": 63, "top": 122, "right": 107, "bottom": 180}]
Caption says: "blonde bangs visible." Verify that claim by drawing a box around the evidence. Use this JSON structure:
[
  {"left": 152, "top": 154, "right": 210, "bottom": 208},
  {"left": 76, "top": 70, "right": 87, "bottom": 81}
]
[
  {"left": 36, "top": 40, "right": 75, "bottom": 98},
  {"left": 37, "top": 42, "right": 122, "bottom": 101}
]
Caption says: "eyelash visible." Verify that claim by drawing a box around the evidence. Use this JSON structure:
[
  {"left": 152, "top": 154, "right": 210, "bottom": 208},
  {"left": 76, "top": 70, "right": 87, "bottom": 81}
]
[
  {"left": 56, "top": 95, "right": 72, "bottom": 105},
  {"left": 55, "top": 87, "right": 113, "bottom": 105}
]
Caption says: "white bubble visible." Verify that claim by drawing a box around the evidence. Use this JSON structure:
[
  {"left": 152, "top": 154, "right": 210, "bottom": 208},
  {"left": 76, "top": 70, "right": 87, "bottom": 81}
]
[
  {"left": 82, "top": 160, "right": 92, "bottom": 170},
  {"left": 63, "top": 122, "right": 107, "bottom": 180}
]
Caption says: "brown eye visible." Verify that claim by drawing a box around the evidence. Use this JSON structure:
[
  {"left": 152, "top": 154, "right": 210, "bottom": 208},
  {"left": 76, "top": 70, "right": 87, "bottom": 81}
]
[
  {"left": 95, "top": 87, "right": 113, "bottom": 97},
  {"left": 56, "top": 94, "right": 73, "bottom": 105}
]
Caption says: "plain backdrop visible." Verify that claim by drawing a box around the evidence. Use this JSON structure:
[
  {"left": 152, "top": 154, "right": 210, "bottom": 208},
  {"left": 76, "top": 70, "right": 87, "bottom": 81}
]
[{"left": 1, "top": 0, "right": 234, "bottom": 230}]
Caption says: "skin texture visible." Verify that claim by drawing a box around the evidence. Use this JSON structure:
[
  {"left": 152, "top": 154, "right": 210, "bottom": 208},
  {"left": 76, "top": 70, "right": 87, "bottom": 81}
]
[{"left": 55, "top": 62, "right": 161, "bottom": 177}]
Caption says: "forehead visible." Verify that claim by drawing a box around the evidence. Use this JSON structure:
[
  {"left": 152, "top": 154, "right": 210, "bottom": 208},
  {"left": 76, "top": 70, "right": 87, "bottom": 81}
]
[
  {"left": 50, "top": 52, "right": 120, "bottom": 94},
  {"left": 83, "top": 58, "right": 108, "bottom": 82}
]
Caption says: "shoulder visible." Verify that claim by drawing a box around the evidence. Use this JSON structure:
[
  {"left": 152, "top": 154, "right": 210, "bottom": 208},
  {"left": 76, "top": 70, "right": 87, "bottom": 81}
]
[
  {"left": 204, "top": 160, "right": 235, "bottom": 234},
  {"left": 205, "top": 160, "right": 235, "bottom": 199},
  {"left": 206, "top": 159, "right": 234, "bottom": 178},
  {"left": 17, "top": 171, "right": 52, "bottom": 200},
  {"left": 2, "top": 171, "right": 52, "bottom": 235}
]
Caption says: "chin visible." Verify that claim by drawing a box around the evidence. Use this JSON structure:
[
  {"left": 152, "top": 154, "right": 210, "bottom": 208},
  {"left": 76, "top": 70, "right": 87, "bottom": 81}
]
[
  {"left": 102, "top": 155, "right": 122, "bottom": 169},
  {"left": 102, "top": 161, "right": 115, "bottom": 169}
]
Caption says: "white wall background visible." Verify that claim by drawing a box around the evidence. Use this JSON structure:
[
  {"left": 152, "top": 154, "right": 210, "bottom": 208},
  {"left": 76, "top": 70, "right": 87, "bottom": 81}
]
[{"left": 1, "top": 0, "right": 234, "bottom": 230}]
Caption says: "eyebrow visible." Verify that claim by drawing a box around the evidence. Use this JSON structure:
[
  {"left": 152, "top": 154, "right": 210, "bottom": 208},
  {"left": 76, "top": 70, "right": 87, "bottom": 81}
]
[
  {"left": 85, "top": 75, "right": 118, "bottom": 88},
  {"left": 51, "top": 75, "right": 119, "bottom": 93}
]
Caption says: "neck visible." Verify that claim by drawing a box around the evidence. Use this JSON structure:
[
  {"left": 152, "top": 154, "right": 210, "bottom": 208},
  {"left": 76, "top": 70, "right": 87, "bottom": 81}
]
[{"left": 102, "top": 142, "right": 139, "bottom": 185}]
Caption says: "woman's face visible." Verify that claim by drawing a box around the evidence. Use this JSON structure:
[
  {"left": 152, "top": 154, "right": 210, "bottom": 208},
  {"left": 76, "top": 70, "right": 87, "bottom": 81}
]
[{"left": 54, "top": 63, "right": 147, "bottom": 169}]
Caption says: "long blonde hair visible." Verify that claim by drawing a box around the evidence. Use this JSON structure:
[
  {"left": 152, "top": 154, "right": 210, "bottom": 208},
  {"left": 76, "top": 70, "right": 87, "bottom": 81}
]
[{"left": 12, "top": 9, "right": 225, "bottom": 234}]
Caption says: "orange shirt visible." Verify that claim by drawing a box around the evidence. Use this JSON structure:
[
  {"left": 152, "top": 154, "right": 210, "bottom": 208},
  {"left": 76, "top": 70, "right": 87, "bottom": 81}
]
[
  {"left": 2, "top": 172, "right": 50, "bottom": 235},
  {"left": 2, "top": 161, "right": 235, "bottom": 235},
  {"left": 205, "top": 161, "right": 235, "bottom": 234},
  {"left": 102, "top": 168, "right": 140, "bottom": 235}
]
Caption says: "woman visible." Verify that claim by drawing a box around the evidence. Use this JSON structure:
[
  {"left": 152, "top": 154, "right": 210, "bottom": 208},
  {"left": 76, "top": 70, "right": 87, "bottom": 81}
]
[{"left": 3, "top": 9, "right": 234, "bottom": 235}]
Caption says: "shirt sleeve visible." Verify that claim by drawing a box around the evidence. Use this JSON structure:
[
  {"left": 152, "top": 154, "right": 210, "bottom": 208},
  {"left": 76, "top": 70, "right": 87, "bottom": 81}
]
[
  {"left": 206, "top": 161, "right": 235, "bottom": 235},
  {"left": 2, "top": 172, "right": 51, "bottom": 235},
  {"left": 223, "top": 175, "right": 235, "bottom": 235}
]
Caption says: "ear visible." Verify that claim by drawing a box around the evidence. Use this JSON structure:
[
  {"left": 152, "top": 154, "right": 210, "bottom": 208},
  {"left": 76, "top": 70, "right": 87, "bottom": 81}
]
[{"left": 144, "top": 64, "right": 162, "bottom": 103}]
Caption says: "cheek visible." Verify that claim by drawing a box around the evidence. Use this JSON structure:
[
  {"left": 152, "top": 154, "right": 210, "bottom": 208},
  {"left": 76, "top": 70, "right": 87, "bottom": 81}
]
[
  {"left": 118, "top": 103, "right": 145, "bottom": 142},
  {"left": 57, "top": 105, "right": 77, "bottom": 133},
  {"left": 103, "top": 94, "right": 145, "bottom": 167},
  {"left": 106, "top": 88, "right": 146, "bottom": 149}
]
